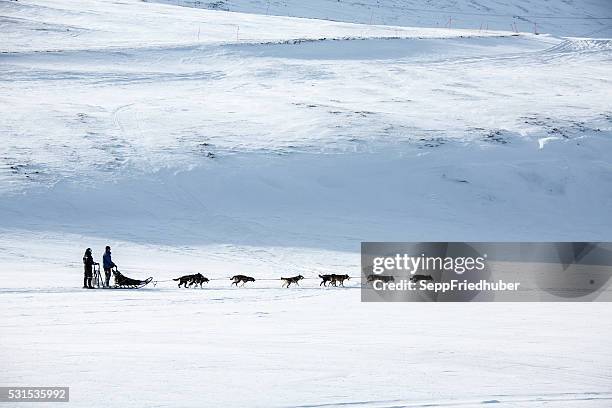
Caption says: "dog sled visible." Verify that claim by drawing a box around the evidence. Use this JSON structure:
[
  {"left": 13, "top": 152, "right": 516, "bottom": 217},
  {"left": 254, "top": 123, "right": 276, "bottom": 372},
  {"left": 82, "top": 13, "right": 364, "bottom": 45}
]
[
  {"left": 92, "top": 265, "right": 152, "bottom": 289},
  {"left": 112, "top": 268, "right": 153, "bottom": 289}
]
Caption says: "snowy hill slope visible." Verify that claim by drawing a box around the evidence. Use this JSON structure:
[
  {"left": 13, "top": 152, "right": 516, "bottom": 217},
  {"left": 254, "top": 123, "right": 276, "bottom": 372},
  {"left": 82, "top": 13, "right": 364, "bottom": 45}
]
[
  {"left": 151, "top": 0, "right": 612, "bottom": 37},
  {"left": 0, "top": 0, "right": 515, "bottom": 53},
  {"left": 1, "top": 0, "right": 611, "bottom": 244}
]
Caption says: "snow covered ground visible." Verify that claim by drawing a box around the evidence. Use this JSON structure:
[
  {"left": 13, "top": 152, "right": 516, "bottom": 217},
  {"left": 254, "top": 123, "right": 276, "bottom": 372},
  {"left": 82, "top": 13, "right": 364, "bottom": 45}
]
[
  {"left": 1, "top": 0, "right": 612, "bottom": 406},
  {"left": 3, "top": 279, "right": 612, "bottom": 407},
  {"left": 151, "top": 0, "right": 612, "bottom": 38}
]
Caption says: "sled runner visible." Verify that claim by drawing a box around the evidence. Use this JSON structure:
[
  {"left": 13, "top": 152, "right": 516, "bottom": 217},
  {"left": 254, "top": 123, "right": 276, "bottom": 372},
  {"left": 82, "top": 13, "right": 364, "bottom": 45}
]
[
  {"left": 92, "top": 264, "right": 104, "bottom": 288},
  {"left": 111, "top": 268, "right": 153, "bottom": 289}
]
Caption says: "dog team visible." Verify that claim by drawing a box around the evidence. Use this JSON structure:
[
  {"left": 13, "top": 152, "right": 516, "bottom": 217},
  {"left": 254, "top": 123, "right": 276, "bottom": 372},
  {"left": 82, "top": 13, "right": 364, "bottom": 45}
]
[
  {"left": 172, "top": 273, "right": 351, "bottom": 288},
  {"left": 83, "top": 247, "right": 353, "bottom": 289}
]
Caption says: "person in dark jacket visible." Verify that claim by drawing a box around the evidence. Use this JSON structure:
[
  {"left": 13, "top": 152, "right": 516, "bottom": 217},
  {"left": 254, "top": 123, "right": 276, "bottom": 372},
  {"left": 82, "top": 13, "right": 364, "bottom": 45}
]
[
  {"left": 102, "top": 245, "right": 116, "bottom": 287},
  {"left": 82, "top": 248, "right": 98, "bottom": 289}
]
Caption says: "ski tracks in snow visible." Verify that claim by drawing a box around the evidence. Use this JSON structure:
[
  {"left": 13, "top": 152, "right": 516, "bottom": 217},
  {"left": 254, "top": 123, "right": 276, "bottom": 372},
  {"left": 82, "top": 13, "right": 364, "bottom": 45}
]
[{"left": 292, "top": 391, "right": 612, "bottom": 407}]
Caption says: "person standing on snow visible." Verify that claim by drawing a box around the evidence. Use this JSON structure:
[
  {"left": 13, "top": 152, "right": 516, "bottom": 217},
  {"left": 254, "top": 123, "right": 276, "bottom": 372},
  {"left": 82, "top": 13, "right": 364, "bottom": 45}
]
[
  {"left": 82, "top": 248, "right": 98, "bottom": 289},
  {"left": 102, "top": 245, "right": 116, "bottom": 287}
]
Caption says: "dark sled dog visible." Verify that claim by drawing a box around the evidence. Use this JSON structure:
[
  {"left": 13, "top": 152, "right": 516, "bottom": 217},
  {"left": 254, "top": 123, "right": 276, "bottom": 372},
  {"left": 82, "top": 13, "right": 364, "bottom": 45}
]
[
  {"left": 281, "top": 275, "right": 304, "bottom": 288},
  {"left": 231, "top": 275, "right": 255, "bottom": 286},
  {"left": 366, "top": 274, "right": 395, "bottom": 283},
  {"left": 319, "top": 274, "right": 333, "bottom": 286},
  {"left": 174, "top": 273, "right": 201, "bottom": 288},
  {"left": 330, "top": 274, "right": 350, "bottom": 287},
  {"left": 189, "top": 273, "right": 209, "bottom": 288},
  {"left": 410, "top": 274, "right": 434, "bottom": 283}
]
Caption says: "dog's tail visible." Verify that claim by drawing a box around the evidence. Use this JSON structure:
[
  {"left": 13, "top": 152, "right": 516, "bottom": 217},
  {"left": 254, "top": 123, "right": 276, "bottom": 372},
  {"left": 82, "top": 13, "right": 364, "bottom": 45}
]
[
  {"left": 230, "top": 276, "right": 236, "bottom": 280},
  {"left": 173, "top": 278, "right": 180, "bottom": 281},
  {"left": 318, "top": 274, "right": 324, "bottom": 278}
]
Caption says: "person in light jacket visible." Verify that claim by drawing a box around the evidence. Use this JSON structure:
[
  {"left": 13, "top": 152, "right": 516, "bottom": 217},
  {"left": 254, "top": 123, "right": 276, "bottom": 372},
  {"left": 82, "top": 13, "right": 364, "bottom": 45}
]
[{"left": 102, "top": 245, "right": 116, "bottom": 287}]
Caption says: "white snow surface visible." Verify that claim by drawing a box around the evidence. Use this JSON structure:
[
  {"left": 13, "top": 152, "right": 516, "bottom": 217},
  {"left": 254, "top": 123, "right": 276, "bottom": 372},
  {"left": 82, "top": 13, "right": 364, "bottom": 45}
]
[
  {"left": 150, "top": 0, "right": 612, "bottom": 37},
  {"left": 1, "top": 0, "right": 612, "bottom": 407}
]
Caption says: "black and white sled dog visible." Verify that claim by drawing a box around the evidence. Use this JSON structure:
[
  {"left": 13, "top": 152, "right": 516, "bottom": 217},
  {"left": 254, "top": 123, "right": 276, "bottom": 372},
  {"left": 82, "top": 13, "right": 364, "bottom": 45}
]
[
  {"left": 281, "top": 275, "right": 304, "bottom": 288},
  {"left": 231, "top": 275, "right": 255, "bottom": 286},
  {"left": 410, "top": 274, "right": 434, "bottom": 283},
  {"left": 320, "top": 274, "right": 351, "bottom": 287},
  {"left": 173, "top": 273, "right": 209, "bottom": 288},
  {"left": 366, "top": 274, "right": 395, "bottom": 284},
  {"left": 330, "top": 274, "right": 350, "bottom": 287}
]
